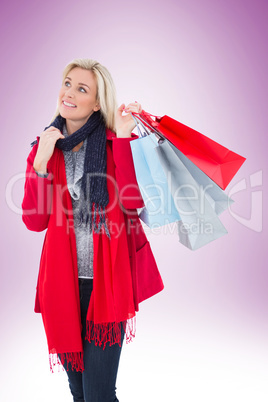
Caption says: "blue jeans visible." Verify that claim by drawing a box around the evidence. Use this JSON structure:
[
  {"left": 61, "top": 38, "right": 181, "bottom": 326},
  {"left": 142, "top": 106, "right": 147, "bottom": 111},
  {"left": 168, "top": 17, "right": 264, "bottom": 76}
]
[{"left": 61, "top": 278, "right": 124, "bottom": 402}]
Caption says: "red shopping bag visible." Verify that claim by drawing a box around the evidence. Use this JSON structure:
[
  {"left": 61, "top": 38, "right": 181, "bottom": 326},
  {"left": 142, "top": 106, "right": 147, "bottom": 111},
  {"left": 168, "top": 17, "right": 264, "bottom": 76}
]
[{"left": 135, "top": 110, "right": 246, "bottom": 190}]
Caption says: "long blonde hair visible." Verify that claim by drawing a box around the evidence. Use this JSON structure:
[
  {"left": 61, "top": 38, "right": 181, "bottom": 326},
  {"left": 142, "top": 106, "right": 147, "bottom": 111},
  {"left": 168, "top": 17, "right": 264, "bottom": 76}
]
[{"left": 51, "top": 58, "right": 118, "bottom": 131}]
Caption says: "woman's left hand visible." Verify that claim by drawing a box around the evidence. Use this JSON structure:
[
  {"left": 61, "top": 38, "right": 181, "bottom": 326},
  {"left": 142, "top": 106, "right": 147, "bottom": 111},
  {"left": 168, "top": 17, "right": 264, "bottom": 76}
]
[{"left": 115, "top": 102, "right": 142, "bottom": 138}]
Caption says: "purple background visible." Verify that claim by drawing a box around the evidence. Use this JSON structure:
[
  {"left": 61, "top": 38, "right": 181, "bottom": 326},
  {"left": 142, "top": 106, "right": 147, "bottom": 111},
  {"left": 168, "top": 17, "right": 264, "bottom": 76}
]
[{"left": 1, "top": 0, "right": 267, "bottom": 400}]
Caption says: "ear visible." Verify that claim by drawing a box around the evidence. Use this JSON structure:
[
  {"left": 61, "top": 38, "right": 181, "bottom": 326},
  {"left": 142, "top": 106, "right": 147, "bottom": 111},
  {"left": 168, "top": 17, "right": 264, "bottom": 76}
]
[{"left": 94, "top": 103, "right": 101, "bottom": 112}]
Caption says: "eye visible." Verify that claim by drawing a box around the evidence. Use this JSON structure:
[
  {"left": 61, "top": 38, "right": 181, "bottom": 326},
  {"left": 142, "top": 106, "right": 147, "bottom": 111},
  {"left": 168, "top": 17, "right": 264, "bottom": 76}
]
[
  {"left": 64, "top": 80, "right": 71, "bottom": 87},
  {"left": 79, "top": 87, "right": 86, "bottom": 93}
]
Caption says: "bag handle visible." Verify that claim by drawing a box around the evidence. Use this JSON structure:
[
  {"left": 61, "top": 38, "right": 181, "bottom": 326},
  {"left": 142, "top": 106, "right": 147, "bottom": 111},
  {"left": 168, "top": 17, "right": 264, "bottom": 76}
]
[
  {"left": 137, "top": 110, "right": 162, "bottom": 126},
  {"left": 131, "top": 113, "right": 166, "bottom": 147},
  {"left": 132, "top": 111, "right": 165, "bottom": 143},
  {"left": 131, "top": 113, "right": 155, "bottom": 138},
  {"left": 131, "top": 113, "right": 144, "bottom": 137}
]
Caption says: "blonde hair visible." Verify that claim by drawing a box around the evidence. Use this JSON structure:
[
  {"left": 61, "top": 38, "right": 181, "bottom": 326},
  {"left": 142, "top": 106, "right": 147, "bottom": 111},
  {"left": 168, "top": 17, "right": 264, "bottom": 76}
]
[{"left": 51, "top": 58, "right": 118, "bottom": 131}]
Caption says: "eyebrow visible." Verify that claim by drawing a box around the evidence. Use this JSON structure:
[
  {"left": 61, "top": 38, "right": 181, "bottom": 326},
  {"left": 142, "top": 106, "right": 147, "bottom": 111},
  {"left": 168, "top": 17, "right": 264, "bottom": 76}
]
[{"left": 65, "top": 76, "right": 90, "bottom": 89}]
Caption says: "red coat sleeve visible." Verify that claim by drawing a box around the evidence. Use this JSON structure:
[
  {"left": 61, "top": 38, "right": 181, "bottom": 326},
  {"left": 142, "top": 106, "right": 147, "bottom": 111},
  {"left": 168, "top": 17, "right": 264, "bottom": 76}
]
[
  {"left": 111, "top": 134, "right": 145, "bottom": 210},
  {"left": 21, "top": 141, "right": 53, "bottom": 232}
]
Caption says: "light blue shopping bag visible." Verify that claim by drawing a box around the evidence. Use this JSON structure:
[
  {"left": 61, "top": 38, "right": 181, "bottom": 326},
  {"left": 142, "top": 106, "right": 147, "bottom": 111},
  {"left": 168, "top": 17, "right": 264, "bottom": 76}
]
[{"left": 130, "top": 134, "right": 181, "bottom": 228}]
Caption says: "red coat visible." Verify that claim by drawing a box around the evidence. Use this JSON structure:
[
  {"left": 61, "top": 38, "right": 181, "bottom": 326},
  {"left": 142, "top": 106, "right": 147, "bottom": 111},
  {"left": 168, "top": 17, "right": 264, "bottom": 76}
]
[{"left": 22, "top": 129, "right": 164, "bottom": 315}]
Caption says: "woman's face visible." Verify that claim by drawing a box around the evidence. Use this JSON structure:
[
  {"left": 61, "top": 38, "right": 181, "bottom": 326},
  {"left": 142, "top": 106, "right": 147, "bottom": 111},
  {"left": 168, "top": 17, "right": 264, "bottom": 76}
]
[{"left": 58, "top": 67, "right": 100, "bottom": 125}]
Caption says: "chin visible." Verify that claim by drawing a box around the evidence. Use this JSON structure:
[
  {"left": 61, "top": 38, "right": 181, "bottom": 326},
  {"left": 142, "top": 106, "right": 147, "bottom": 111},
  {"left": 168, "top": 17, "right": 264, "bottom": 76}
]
[{"left": 58, "top": 106, "right": 72, "bottom": 119}]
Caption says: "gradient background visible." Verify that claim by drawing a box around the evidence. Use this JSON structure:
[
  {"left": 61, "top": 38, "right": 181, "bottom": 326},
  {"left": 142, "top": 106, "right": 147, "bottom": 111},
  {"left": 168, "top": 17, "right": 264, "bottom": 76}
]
[{"left": 1, "top": 0, "right": 267, "bottom": 401}]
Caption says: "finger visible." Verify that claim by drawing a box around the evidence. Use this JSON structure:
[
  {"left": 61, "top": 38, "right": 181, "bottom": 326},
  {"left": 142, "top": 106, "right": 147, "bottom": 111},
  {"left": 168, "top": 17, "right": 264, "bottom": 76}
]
[
  {"left": 48, "top": 131, "right": 64, "bottom": 140},
  {"left": 117, "top": 103, "right": 125, "bottom": 114},
  {"left": 43, "top": 127, "right": 63, "bottom": 138},
  {"left": 125, "top": 102, "right": 142, "bottom": 112},
  {"left": 126, "top": 101, "right": 141, "bottom": 107},
  {"left": 45, "top": 126, "right": 61, "bottom": 132},
  {"left": 49, "top": 127, "right": 64, "bottom": 137},
  {"left": 42, "top": 129, "right": 64, "bottom": 140},
  {"left": 125, "top": 103, "right": 138, "bottom": 108},
  {"left": 51, "top": 127, "right": 64, "bottom": 135},
  {"left": 125, "top": 105, "right": 142, "bottom": 113}
]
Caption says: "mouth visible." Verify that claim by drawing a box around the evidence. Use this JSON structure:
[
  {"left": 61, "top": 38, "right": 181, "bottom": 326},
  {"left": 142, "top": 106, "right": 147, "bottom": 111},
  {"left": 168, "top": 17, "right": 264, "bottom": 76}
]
[{"left": 62, "top": 100, "right": 77, "bottom": 108}]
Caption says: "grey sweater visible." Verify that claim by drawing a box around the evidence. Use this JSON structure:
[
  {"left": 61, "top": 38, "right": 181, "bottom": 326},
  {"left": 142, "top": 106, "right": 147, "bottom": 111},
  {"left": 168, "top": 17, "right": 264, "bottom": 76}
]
[{"left": 62, "top": 124, "right": 94, "bottom": 279}]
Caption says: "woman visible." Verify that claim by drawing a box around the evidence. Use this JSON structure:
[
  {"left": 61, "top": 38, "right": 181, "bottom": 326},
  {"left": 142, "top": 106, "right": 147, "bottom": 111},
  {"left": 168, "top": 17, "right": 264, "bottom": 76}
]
[{"left": 22, "top": 58, "right": 164, "bottom": 402}]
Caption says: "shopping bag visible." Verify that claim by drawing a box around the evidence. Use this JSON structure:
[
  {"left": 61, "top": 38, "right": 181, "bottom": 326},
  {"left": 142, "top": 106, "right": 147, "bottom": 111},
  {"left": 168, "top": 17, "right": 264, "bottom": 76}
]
[
  {"left": 154, "top": 138, "right": 228, "bottom": 250},
  {"left": 133, "top": 113, "right": 234, "bottom": 215},
  {"left": 134, "top": 110, "right": 246, "bottom": 190},
  {"left": 166, "top": 140, "right": 234, "bottom": 215},
  {"left": 130, "top": 133, "right": 181, "bottom": 228}
]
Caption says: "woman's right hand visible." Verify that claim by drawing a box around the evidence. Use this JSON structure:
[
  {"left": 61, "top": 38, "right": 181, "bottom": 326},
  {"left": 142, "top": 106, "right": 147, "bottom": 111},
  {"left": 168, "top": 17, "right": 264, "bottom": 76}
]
[{"left": 33, "top": 126, "right": 65, "bottom": 174}]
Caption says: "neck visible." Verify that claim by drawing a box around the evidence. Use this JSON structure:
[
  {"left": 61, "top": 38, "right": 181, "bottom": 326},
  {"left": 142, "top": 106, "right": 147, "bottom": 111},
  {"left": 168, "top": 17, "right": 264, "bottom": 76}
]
[
  {"left": 66, "top": 112, "right": 94, "bottom": 135},
  {"left": 65, "top": 119, "right": 86, "bottom": 135}
]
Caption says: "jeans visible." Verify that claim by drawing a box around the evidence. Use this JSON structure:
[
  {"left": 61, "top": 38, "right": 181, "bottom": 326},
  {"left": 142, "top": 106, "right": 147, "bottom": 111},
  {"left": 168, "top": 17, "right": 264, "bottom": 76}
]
[{"left": 61, "top": 278, "right": 124, "bottom": 402}]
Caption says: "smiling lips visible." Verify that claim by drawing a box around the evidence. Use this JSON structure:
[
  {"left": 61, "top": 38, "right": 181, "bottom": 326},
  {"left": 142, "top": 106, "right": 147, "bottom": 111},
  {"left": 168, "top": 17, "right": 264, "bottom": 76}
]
[{"left": 62, "top": 100, "right": 77, "bottom": 108}]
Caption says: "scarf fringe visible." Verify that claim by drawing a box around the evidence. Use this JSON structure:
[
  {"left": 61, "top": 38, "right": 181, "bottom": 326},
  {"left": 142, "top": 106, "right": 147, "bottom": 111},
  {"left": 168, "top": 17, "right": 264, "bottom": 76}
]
[
  {"left": 86, "top": 317, "right": 136, "bottom": 349},
  {"left": 125, "top": 316, "right": 136, "bottom": 343},
  {"left": 92, "top": 203, "right": 111, "bottom": 239},
  {"left": 49, "top": 351, "right": 84, "bottom": 373},
  {"left": 80, "top": 203, "right": 111, "bottom": 239},
  {"left": 48, "top": 317, "right": 136, "bottom": 373}
]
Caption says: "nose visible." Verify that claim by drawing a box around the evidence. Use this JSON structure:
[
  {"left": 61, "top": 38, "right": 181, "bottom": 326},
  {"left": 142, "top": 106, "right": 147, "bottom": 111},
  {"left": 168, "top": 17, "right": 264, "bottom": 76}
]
[{"left": 65, "top": 87, "right": 75, "bottom": 98}]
